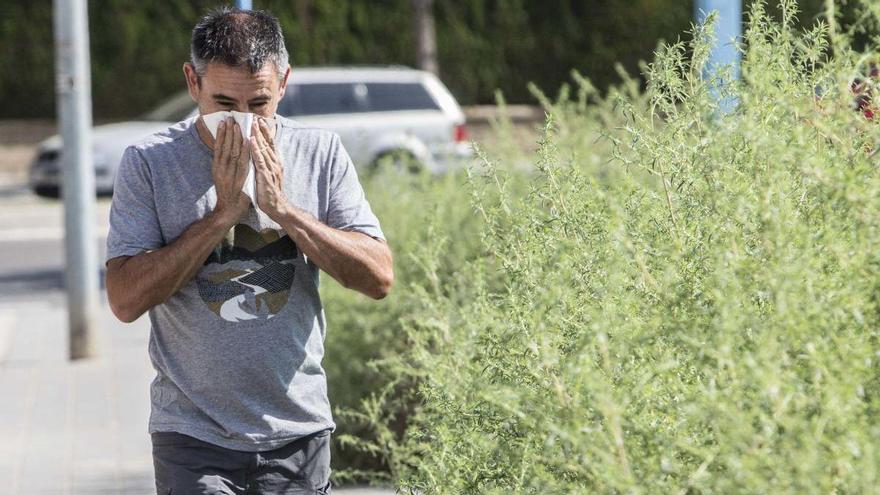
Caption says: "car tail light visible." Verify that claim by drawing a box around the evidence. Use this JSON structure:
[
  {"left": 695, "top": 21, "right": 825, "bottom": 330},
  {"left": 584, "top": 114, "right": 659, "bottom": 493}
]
[{"left": 453, "top": 123, "right": 469, "bottom": 143}]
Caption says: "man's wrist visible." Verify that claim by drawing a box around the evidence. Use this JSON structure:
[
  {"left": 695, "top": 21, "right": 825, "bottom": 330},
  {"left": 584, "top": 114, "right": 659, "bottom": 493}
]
[
  {"left": 272, "top": 202, "right": 308, "bottom": 235},
  {"left": 210, "top": 203, "right": 241, "bottom": 230},
  {"left": 272, "top": 202, "right": 298, "bottom": 225}
]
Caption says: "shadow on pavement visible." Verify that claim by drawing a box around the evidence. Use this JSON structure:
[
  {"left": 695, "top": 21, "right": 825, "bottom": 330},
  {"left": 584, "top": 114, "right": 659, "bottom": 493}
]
[{"left": 0, "top": 268, "right": 106, "bottom": 296}]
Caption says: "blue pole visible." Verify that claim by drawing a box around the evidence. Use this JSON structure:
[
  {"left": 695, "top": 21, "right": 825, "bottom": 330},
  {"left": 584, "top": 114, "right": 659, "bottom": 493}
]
[
  {"left": 695, "top": 0, "right": 742, "bottom": 113},
  {"left": 236, "top": 0, "right": 252, "bottom": 10}
]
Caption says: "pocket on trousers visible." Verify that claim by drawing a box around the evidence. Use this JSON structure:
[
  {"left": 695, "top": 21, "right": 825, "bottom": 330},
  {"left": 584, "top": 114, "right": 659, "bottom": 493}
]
[
  {"left": 308, "top": 432, "right": 332, "bottom": 493},
  {"left": 261, "top": 430, "right": 332, "bottom": 493}
]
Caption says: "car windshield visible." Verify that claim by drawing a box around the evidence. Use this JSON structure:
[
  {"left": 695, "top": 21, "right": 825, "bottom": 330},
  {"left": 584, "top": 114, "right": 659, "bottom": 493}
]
[{"left": 140, "top": 91, "right": 197, "bottom": 122}]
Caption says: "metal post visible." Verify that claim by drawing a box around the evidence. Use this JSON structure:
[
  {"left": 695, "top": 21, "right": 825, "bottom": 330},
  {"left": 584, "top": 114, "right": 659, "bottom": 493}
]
[
  {"left": 695, "top": 0, "right": 742, "bottom": 113},
  {"left": 53, "top": 0, "right": 99, "bottom": 360},
  {"left": 236, "top": 0, "right": 252, "bottom": 9}
]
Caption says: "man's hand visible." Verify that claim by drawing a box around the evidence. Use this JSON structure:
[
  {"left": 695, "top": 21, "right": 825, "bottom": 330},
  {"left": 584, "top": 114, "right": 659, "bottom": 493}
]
[
  {"left": 212, "top": 116, "right": 251, "bottom": 223},
  {"left": 250, "top": 116, "right": 290, "bottom": 222}
]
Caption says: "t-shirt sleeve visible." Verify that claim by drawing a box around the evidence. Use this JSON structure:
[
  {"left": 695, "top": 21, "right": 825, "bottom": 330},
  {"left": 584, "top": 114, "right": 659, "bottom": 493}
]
[
  {"left": 325, "top": 134, "right": 385, "bottom": 240},
  {"left": 105, "top": 146, "right": 165, "bottom": 265}
]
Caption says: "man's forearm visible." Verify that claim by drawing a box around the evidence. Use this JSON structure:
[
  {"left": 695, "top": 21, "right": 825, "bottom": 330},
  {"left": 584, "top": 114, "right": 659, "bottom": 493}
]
[
  {"left": 276, "top": 206, "right": 393, "bottom": 299},
  {"left": 106, "top": 208, "right": 237, "bottom": 322}
]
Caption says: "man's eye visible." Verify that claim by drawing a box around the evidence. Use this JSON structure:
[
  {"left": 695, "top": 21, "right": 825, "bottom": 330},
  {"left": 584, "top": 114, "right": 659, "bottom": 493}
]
[{"left": 252, "top": 102, "right": 267, "bottom": 108}]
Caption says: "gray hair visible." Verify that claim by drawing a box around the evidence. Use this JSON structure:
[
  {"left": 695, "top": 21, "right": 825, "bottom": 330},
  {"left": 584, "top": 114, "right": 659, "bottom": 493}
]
[{"left": 190, "top": 7, "right": 289, "bottom": 81}]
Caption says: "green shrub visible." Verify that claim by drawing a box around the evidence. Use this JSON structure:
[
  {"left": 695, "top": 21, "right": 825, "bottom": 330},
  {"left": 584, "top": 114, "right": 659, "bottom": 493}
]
[
  {"left": 320, "top": 166, "right": 487, "bottom": 483},
  {"left": 330, "top": 1, "right": 880, "bottom": 492}
]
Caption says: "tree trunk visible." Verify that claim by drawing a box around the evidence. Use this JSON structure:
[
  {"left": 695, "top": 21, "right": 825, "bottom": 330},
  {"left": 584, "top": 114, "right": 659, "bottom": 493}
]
[
  {"left": 412, "top": 0, "right": 438, "bottom": 76},
  {"left": 294, "top": 0, "right": 314, "bottom": 61}
]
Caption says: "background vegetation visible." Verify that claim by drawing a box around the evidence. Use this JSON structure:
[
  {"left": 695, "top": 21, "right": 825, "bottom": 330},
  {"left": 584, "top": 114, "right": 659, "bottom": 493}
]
[
  {"left": 0, "top": 0, "right": 853, "bottom": 119},
  {"left": 319, "top": 0, "right": 880, "bottom": 491}
]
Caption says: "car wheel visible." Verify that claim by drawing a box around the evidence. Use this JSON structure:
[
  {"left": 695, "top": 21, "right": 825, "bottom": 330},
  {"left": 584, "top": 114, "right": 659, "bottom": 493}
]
[{"left": 368, "top": 149, "right": 423, "bottom": 175}]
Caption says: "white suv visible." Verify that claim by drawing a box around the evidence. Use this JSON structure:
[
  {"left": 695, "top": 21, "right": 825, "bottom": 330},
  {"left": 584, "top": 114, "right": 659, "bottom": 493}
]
[
  {"left": 29, "top": 65, "right": 473, "bottom": 197},
  {"left": 278, "top": 66, "right": 473, "bottom": 173}
]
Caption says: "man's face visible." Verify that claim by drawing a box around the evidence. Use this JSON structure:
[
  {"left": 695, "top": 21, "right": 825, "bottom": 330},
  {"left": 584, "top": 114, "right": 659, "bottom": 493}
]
[{"left": 183, "top": 61, "right": 290, "bottom": 118}]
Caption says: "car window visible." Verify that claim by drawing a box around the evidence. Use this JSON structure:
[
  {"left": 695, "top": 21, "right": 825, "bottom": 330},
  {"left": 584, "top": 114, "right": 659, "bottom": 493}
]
[
  {"left": 365, "top": 83, "right": 440, "bottom": 112},
  {"left": 278, "top": 81, "right": 441, "bottom": 116},
  {"left": 278, "top": 83, "right": 367, "bottom": 116}
]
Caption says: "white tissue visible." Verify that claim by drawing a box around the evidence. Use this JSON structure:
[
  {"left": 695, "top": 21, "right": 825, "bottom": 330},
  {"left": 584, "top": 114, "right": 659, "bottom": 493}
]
[{"left": 201, "top": 111, "right": 277, "bottom": 209}]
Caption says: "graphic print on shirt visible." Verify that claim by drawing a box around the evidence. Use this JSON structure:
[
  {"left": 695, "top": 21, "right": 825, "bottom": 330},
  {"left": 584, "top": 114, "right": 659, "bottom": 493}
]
[{"left": 195, "top": 223, "right": 298, "bottom": 322}]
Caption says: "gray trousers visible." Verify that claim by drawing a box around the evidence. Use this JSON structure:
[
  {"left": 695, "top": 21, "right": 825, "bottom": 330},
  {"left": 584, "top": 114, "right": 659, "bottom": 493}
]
[{"left": 151, "top": 429, "right": 332, "bottom": 494}]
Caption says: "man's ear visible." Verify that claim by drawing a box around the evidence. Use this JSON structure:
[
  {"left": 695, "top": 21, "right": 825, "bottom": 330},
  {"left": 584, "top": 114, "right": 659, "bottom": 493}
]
[
  {"left": 278, "top": 66, "right": 291, "bottom": 98},
  {"left": 183, "top": 62, "right": 200, "bottom": 102}
]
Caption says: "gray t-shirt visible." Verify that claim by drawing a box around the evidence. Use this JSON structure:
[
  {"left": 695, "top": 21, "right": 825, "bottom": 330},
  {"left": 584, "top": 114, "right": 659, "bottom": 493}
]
[{"left": 105, "top": 114, "right": 384, "bottom": 451}]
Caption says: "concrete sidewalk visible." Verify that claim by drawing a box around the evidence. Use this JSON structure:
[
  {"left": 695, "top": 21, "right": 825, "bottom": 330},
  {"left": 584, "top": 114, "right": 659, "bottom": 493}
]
[{"left": 0, "top": 296, "right": 394, "bottom": 494}]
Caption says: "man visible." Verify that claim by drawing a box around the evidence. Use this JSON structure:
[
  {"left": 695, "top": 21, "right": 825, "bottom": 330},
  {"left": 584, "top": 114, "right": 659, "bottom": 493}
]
[{"left": 104, "top": 7, "right": 393, "bottom": 494}]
